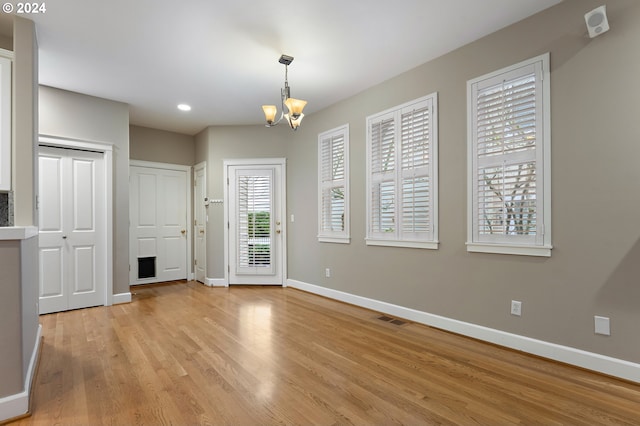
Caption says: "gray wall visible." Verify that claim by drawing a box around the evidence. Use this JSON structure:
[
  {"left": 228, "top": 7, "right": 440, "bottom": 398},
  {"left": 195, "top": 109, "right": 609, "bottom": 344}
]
[
  {"left": 0, "top": 16, "right": 39, "bottom": 408},
  {"left": 13, "top": 16, "right": 38, "bottom": 226},
  {"left": 195, "top": 124, "right": 290, "bottom": 278},
  {"left": 0, "top": 240, "right": 23, "bottom": 397},
  {"left": 0, "top": 235, "right": 39, "bottom": 400},
  {"left": 284, "top": 0, "right": 640, "bottom": 363},
  {"left": 39, "top": 86, "right": 131, "bottom": 296},
  {"left": 130, "top": 125, "right": 195, "bottom": 166}
]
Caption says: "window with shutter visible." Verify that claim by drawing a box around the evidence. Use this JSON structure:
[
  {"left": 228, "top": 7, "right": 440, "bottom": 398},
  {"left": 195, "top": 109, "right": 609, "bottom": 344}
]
[
  {"left": 237, "top": 174, "right": 273, "bottom": 268},
  {"left": 467, "top": 53, "right": 551, "bottom": 256},
  {"left": 318, "top": 124, "right": 350, "bottom": 243},
  {"left": 366, "top": 93, "right": 438, "bottom": 249}
]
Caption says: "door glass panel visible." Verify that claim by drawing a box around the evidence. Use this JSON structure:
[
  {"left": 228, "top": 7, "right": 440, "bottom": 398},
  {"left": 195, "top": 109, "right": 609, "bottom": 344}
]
[{"left": 237, "top": 173, "right": 273, "bottom": 270}]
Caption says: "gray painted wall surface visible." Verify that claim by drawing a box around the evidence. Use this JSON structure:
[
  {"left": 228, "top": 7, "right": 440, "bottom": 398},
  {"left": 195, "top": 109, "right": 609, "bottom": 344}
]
[
  {"left": 282, "top": 0, "right": 640, "bottom": 363},
  {"left": 0, "top": 16, "right": 39, "bottom": 405},
  {"left": 39, "top": 86, "right": 131, "bottom": 296},
  {"left": 130, "top": 125, "right": 195, "bottom": 166},
  {"left": 0, "top": 240, "right": 22, "bottom": 397},
  {"left": 195, "top": 124, "right": 290, "bottom": 278}
]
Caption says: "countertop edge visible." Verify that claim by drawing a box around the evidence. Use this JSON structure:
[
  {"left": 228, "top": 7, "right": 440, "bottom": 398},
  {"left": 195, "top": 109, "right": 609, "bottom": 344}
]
[{"left": 0, "top": 226, "right": 39, "bottom": 240}]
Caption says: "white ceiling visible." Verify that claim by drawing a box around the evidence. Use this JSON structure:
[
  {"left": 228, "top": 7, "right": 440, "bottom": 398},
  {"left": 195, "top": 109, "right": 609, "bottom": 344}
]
[{"left": 26, "top": 0, "right": 562, "bottom": 135}]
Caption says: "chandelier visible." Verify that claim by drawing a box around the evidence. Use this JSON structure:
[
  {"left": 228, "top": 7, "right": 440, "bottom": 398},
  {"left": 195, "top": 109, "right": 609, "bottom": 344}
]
[{"left": 262, "top": 55, "right": 307, "bottom": 130}]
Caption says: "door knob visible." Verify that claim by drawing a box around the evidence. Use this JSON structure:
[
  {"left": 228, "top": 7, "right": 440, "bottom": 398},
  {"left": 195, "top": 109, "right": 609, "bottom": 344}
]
[
  {"left": 276, "top": 229, "right": 281, "bottom": 234},
  {"left": 181, "top": 229, "right": 186, "bottom": 235},
  {"left": 62, "top": 235, "right": 67, "bottom": 239},
  {"left": 199, "top": 229, "right": 205, "bottom": 234}
]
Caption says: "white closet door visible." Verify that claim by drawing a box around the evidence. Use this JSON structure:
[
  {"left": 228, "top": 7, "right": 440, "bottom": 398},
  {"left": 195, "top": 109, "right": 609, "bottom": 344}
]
[
  {"left": 130, "top": 165, "right": 188, "bottom": 285},
  {"left": 39, "top": 146, "right": 105, "bottom": 314}
]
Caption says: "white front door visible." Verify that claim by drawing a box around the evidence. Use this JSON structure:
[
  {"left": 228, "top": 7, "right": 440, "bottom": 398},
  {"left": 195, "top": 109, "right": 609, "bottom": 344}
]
[
  {"left": 38, "top": 146, "right": 106, "bottom": 314},
  {"left": 226, "top": 160, "right": 285, "bottom": 285},
  {"left": 194, "top": 162, "right": 207, "bottom": 283},
  {"left": 130, "top": 164, "right": 189, "bottom": 285}
]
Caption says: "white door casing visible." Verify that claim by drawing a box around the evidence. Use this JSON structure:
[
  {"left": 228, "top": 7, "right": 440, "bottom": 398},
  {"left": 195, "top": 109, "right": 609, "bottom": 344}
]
[
  {"left": 129, "top": 162, "right": 191, "bottom": 285},
  {"left": 38, "top": 145, "right": 107, "bottom": 314},
  {"left": 194, "top": 162, "right": 207, "bottom": 283},
  {"left": 225, "top": 159, "right": 286, "bottom": 286}
]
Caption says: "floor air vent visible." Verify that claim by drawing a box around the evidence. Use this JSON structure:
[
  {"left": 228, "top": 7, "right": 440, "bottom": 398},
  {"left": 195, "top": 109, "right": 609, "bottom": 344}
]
[{"left": 377, "top": 315, "right": 407, "bottom": 326}]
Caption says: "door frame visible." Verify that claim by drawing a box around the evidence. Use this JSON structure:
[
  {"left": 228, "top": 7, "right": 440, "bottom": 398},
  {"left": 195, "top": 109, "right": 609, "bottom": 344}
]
[
  {"left": 38, "top": 135, "right": 114, "bottom": 306},
  {"left": 223, "top": 158, "right": 287, "bottom": 287},
  {"left": 194, "top": 161, "right": 207, "bottom": 284},
  {"left": 129, "top": 160, "right": 193, "bottom": 282}
]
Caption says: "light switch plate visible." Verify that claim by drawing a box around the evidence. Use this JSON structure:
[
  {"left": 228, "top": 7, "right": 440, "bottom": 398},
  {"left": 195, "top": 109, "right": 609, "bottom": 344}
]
[{"left": 594, "top": 316, "right": 610, "bottom": 336}]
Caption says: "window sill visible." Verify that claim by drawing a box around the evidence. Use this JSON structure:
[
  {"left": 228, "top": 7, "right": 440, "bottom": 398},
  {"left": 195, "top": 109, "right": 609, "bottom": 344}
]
[
  {"left": 466, "top": 242, "right": 552, "bottom": 257},
  {"left": 366, "top": 239, "right": 439, "bottom": 250},
  {"left": 318, "top": 236, "right": 350, "bottom": 244}
]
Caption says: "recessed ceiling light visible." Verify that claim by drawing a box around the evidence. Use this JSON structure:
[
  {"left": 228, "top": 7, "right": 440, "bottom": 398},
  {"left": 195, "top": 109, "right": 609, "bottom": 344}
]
[{"left": 177, "top": 104, "right": 191, "bottom": 111}]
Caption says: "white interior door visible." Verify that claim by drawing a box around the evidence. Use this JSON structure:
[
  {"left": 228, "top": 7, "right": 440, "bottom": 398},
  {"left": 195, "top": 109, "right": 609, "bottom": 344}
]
[
  {"left": 130, "top": 165, "right": 189, "bottom": 285},
  {"left": 194, "top": 163, "right": 207, "bottom": 283},
  {"left": 227, "top": 160, "right": 285, "bottom": 285},
  {"left": 38, "top": 146, "right": 106, "bottom": 314}
]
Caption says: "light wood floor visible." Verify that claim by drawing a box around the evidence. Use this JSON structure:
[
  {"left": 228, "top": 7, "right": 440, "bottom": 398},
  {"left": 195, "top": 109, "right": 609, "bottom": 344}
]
[{"left": 9, "top": 281, "right": 640, "bottom": 425}]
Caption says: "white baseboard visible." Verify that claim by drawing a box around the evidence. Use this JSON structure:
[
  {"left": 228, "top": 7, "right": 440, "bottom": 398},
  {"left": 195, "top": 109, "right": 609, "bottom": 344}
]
[
  {"left": 112, "top": 292, "right": 132, "bottom": 304},
  {"left": 0, "top": 324, "right": 42, "bottom": 422},
  {"left": 287, "top": 279, "right": 640, "bottom": 384},
  {"left": 203, "top": 277, "right": 228, "bottom": 287}
]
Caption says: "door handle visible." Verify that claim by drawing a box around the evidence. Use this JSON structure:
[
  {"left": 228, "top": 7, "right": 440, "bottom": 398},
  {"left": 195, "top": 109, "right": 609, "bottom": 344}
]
[
  {"left": 199, "top": 229, "right": 205, "bottom": 234},
  {"left": 62, "top": 235, "right": 67, "bottom": 239}
]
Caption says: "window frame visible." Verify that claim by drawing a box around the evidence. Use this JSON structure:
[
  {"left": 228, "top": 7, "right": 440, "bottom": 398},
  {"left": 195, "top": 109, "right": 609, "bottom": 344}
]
[
  {"left": 365, "top": 93, "right": 439, "bottom": 249},
  {"left": 317, "top": 124, "right": 350, "bottom": 244},
  {"left": 466, "top": 53, "right": 552, "bottom": 257}
]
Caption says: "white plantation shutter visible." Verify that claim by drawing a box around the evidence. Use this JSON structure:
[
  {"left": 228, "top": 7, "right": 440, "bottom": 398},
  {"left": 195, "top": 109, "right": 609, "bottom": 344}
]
[
  {"left": 467, "top": 53, "right": 551, "bottom": 256},
  {"left": 318, "top": 124, "right": 350, "bottom": 243},
  {"left": 366, "top": 93, "right": 438, "bottom": 248},
  {"left": 400, "top": 105, "right": 431, "bottom": 240},
  {"left": 237, "top": 172, "right": 273, "bottom": 271},
  {"left": 370, "top": 114, "right": 396, "bottom": 234}
]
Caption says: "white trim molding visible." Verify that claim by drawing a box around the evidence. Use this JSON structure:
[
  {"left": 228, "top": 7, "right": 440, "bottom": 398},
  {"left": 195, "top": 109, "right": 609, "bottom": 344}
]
[
  {"left": 223, "top": 158, "right": 287, "bottom": 286},
  {"left": 203, "top": 277, "right": 228, "bottom": 287},
  {"left": 112, "top": 292, "right": 132, "bottom": 305},
  {"left": 287, "top": 279, "right": 640, "bottom": 384},
  {"left": 39, "top": 135, "right": 114, "bottom": 307},
  {"left": 0, "top": 324, "right": 42, "bottom": 423}
]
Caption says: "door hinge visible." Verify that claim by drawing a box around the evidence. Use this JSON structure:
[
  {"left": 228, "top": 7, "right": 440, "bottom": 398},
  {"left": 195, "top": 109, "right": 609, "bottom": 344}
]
[{"left": 194, "top": 259, "right": 198, "bottom": 266}]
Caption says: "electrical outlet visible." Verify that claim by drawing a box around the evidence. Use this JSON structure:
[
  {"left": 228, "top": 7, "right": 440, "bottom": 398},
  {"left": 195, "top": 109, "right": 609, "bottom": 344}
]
[
  {"left": 325, "top": 268, "right": 331, "bottom": 278},
  {"left": 594, "top": 316, "right": 610, "bottom": 336},
  {"left": 511, "top": 300, "right": 522, "bottom": 316}
]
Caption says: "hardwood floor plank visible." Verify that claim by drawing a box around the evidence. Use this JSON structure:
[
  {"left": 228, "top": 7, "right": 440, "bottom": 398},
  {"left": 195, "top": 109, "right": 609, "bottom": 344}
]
[{"left": 9, "top": 281, "right": 640, "bottom": 425}]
